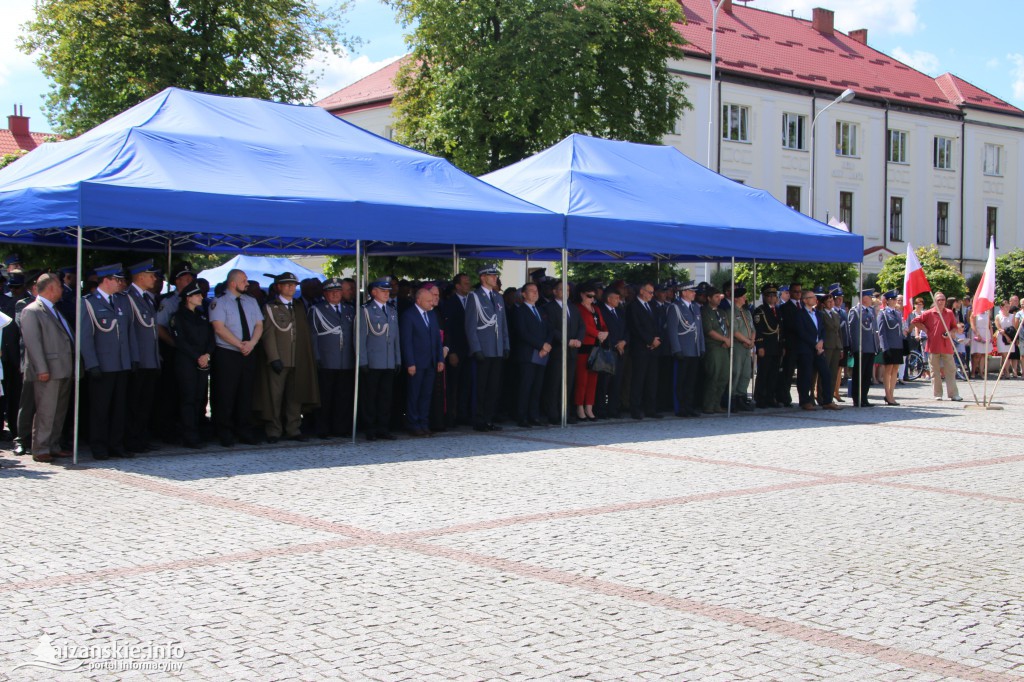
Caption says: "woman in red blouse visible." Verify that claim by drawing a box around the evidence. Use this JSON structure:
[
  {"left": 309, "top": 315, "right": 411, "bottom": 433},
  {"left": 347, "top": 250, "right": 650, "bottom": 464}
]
[{"left": 575, "top": 282, "right": 609, "bottom": 421}]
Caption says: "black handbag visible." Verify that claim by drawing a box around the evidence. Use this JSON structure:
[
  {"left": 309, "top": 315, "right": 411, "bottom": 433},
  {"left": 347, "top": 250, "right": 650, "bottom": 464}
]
[{"left": 587, "top": 346, "right": 616, "bottom": 375}]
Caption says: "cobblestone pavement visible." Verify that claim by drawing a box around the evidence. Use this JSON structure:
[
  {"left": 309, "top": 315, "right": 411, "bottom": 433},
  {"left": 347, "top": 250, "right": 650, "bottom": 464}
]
[{"left": 2, "top": 379, "right": 1023, "bottom": 681}]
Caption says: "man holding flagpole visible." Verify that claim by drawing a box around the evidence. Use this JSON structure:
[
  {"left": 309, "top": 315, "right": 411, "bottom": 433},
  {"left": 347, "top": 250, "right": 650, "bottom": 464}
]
[{"left": 910, "top": 291, "right": 963, "bottom": 401}]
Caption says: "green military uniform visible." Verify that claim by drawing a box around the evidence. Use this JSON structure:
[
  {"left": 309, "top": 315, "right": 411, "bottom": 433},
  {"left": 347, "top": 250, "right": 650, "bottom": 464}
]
[{"left": 701, "top": 297, "right": 731, "bottom": 413}]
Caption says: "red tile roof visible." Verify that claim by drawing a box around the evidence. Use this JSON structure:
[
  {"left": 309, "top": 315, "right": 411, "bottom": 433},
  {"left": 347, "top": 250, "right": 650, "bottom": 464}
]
[
  {"left": 934, "top": 73, "right": 1022, "bottom": 115},
  {"left": 316, "top": 57, "right": 406, "bottom": 113},
  {"left": 316, "top": 3, "right": 1020, "bottom": 118},
  {"left": 0, "top": 129, "right": 51, "bottom": 156}
]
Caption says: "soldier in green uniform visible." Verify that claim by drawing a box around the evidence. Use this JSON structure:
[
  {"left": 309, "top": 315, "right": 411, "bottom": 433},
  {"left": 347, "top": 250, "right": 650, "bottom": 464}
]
[{"left": 701, "top": 287, "right": 730, "bottom": 414}]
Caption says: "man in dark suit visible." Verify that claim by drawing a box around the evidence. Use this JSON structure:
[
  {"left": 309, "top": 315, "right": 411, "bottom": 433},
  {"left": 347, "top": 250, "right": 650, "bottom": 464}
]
[
  {"left": 542, "top": 280, "right": 584, "bottom": 424},
  {"left": 400, "top": 285, "right": 444, "bottom": 437},
  {"left": 626, "top": 282, "right": 662, "bottom": 420},
  {"left": 793, "top": 289, "right": 841, "bottom": 411},
  {"left": 776, "top": 282, "right": 803, "bottom": 407},
  {"left": 596, "top": 287, "right": 628, "bottom": 419},
  {"left": 512, "top": 282, "right": 553, "bottom": 427},
  {"left": 440, "top": 273, "right": 472, "bottom": 427}
]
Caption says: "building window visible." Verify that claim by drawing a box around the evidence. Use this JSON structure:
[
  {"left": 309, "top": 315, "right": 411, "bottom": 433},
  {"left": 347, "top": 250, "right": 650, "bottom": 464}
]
[
  {"left": 934, "top": 137, "right": 953, "bottom": 170},
  {"left": 786, "top": 185, "right": 801, "bottom": 211},
  {"left": 835, "top": 121, "right": 858, "bottom": 157},
  {"left": 782, "top": 113, "right": 806, "bottom": 150},
  {"left": 887, "top": 130, "right": 908, "bottom": 164},
  {"left": 889, "top": 197, "right": 904, "bottom": 242},
  {"left": 936, "top": 202, "right": 949, "bottom": 245},
  {"left": 983, "top": 143, "right": 1003, "bottom": 175},
  {"left": 722, "top": 104, "right": 750, "bottom": 142},
  {"left": 986, "top": 206, "right": 998, "bottom": 246},
  {"left": 839, "top": 191, "right": 854, "bottom": 230}
]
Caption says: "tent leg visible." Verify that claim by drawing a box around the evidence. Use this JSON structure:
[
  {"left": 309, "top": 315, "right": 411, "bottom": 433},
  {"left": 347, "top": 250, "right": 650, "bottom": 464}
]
[
  {"left": 727, "top": 258, "right": 735, "bottom": 417},
  {"left": 856, "top": 263, "right": 863, "bottom": 407},
  {"left": 166, "top": 239, "right": 172, "bottom": 288},
  {"left": 751, "top": 259, "right": 757, "bottom": 389},
  {"left": 525, "top": 254, "right": 530, "bottom": 284},
  {"left": 452, "top": 246, "right": 458, "bottom": 277},
  {"left": 352, "top": 240, "right": 362, "bottom": 445},
  {"left": 73, "top": 226, "right": 83, "bottom": 465},
  {"left": 561, "top": 248, "right": 568, "bottom": 428}
]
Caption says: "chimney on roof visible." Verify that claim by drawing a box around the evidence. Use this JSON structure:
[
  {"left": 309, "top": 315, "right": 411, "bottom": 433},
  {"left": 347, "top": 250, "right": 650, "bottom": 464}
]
[
  {"left": 812, "top": 7, "right": 834, "bottom": 36},
  {"left": 849, "top": 28, "right": 868, "bottom": 45},
  {"left": 7, "top": 105, "right": 29, "bottom": 137},
  {"left": 721, "top": 0, "right": 733, "bottom": 14}
]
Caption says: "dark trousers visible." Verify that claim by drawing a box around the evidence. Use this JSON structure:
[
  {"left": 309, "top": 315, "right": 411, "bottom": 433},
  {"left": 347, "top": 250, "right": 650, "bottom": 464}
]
[
  {"left": 316, "top": 368, "right": 353, "bottom": 436},
  {"left": 776, "top": 347, "right": 798, "bottom": 405},
  {"left": 429, "top": 370, "right": 446, "bottom": 431},
  {"left": 15, "top": 380, "right": 35, "bottom": 449},
  {"left": 755, "top": 354, "right": 781, "bottom": 406},
  {"left": 656, "top": 356, "right": 675, "bottom": 411},
  {"left": 175, "top": 359, "right": 209, "bottom": 446},
  {"left": 797, "top": 351, "right": 832, "bottom": 406},
  {"left": 125, "top": 367, "right": 159, "bottom": 450},
  {"left": 154, "top": 345, "right": 179, "bottom": 440},
  {"left": 851, "top": 352, "right": 873, "bottom": 405},
  {"left": 673, "top": 355, "right": 700, "bottom": 415},
  {"left": 629, "top": 350, "right": 658, "bottom": 417},
  {"left": 595, "top": 353, "right": 623, "bottom": 418},
  {"left": 405, "top": 367, "right": 436, "bottom": 431},
  {"left": 2, "top": 356, "right": 21, "bottom": 435},
  {"left": 212, "top": 347, "right": 257, "bottom": 441},
  {"left": 360, "top": 368, "right": 394, "bottom": 435},
  {"left": 445, "top": 361, "right": 472, "bottom": 426},
  {"left": 543, "top": 349, "right": 578, "bottom": 422},
  {"left": 473, "top": 356, "right": 503, "bottom": 427},
  {"left": 516, "top": 362, "right": 545, "bottom": 422},
  {"left": 89, "top": 370, "right": 128, "bottom": 456}
]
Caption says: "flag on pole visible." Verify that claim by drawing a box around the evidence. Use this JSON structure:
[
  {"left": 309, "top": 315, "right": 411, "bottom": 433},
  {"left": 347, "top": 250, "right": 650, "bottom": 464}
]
[
  {"left": 903, "top": 242, "right": 931, "bottom": 320},
  {"left": 972, "top": 236, "right": 997, "bottom": 317}
]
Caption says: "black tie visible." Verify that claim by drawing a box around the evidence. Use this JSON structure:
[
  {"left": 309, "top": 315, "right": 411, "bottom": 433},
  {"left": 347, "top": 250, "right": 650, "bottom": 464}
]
[
  {"left": 237, "top": 297, "right": 250, "bottom": 342},
  {"left": 531, "top": 305, "right": 541, "bottom": 322},
  {"left": 608, "top": 307, "right": 617, "bottom": 320}
]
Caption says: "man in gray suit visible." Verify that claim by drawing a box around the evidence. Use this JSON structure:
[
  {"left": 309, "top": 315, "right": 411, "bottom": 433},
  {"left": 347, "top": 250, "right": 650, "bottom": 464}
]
[
  {"left": 464, "top": 264, "right": 510, "bottom": 432},
  {"left": 20, "top": 273, "right": 74, "bottom": 463}
]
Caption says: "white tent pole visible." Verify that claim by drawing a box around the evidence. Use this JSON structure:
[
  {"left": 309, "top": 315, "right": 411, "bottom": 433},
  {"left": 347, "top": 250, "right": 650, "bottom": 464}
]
[
  {"left": 352, "top": 240, "right": 362, "bottom": 445},
  {"left": 166, "top": 239, "right": 172, "bottom": 288},
  {"left": 561, "top": 247, "right": 568, "bottom": 428},
  {"left": 452, "top": 245, "right": 458, "bottom": 276},
  {"left": 751, "top": 259, "right": 757, "bottom": 389},
  {"left": 857, "top": 263, "right": 863, "bottom": 405},
  {"left": 727, "top": 257, "right": 735, "bottom": 416},
  {"left": 72, "top": 226, "right": 83, "bottom": 465}
]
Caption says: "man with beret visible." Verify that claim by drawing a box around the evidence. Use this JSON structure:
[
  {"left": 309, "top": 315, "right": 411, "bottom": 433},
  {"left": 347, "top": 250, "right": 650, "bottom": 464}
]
[
  {"left": 848, "top": 288, "right": 880, "bottom": 407},
  {"left": 817, "top": 287, "right": 846, "bottom": 406},
  {"left": 829, "top": 283, "right": 850, "bottom": 401},
  {"left": 464, "top": 265, "right": 510, "bottom": 432},
  {"left": 729, "top": 286, "right": 756, "bottom": 410},
  {"left": 360, "top": 277, "right": 401, "bottom": 441},
  {"left": 701, "top": 287, "right": 730, "bottom": 413},
  {"left": 4, "top": 253, "right": 23, "bottom": 273},
  {"left": 255, "top": 272, "right": 318, "bottom": 443},
  {"left": 667, "top": 280, "right": 703, "bottom": 417},
  {"left": 752, "top": 284, "right": 781, "bottom": 408},
  {"left": 80, "top": 264, "right": 135, "bottom": 459},
  {"left": 209, "top": 268, "right": 264, "bottom": 446},
  {"left": 308, "top": 277, "right": 356, "bottom": 438},
  {"left": 123, "top": 259, "right": 162, "bottom": 453}
]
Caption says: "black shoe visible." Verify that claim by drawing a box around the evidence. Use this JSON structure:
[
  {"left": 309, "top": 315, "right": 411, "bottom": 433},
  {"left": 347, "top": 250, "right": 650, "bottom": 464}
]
[
  {"left": 183, "top": 441, "right": 202, "bottom": 449},
  {"left": 647, "top": 413, "right": 663, "bottom": 419},
  {"left": 92, "top": 453, "right": 109, "bottom": 461},
  {"left": 473, "top": 424, "right": 490, "bottom": 432},
  {"left": 516, "top": 421, "right": 531, "bottom": 428},
  {"left": 528, "top": 419, "right": 544, "bottom": 426},
  {"left": 566, "top": 416, "right": 579, "bottom": 425},
  {"left": 13, "top": 445, "right": 27, "bottom": 456},
  {"left": 219, "top": 437, "right": 235, "bottom": 447},
  {"left": 239, "top": 436, "right": 261, "bottom": 445},
  {"left": 632, "top": 413, "right": 644, "bottom": 420},
  {"left": 377, "top": 432, "right": 397, "bottom": 441},
  {"left": 487, "top": 424, "right": 502, "bottom": 431},
  {"left": 365, "top": 433, "right": 377, "bottom": 442},
  {"left": 318, "top": 433, "right": 332, "bottom": 440},
  {"left": 267, "top": 436, "right": 280, "bottom": 444},
  {"left": 285, "top": 433, "right": 308, "bottom": 442},
  {"left": 119, "top": 451, "right": 135, "bottom": 459}
]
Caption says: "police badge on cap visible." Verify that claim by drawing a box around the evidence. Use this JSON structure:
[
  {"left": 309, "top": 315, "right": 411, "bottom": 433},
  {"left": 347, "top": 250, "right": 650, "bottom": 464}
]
[
  {"left": 477, "top": 264, "right": 499, "bottom": 276},
  {"left": 322, "top": 277, "right": 343, "bottom": 291}
]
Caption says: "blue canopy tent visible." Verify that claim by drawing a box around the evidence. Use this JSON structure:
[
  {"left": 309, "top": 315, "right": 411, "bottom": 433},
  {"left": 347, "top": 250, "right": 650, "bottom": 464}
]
[{"left": 478, "top": 134, "right": 863, "bottom": 263}]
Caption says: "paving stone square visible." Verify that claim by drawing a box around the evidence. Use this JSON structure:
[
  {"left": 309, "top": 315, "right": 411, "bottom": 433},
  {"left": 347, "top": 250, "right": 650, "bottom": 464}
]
[{"left": 1, "top": 379, "right": 1022, "bottom": 680}]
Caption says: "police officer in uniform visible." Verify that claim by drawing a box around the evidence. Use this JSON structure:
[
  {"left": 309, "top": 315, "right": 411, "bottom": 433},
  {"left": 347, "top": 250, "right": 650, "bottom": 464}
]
[
  {"left": 360, "top": 278, "right": 400, "bottom": 441},
  {"left": 309, "top": 277, "right": 355, "bottom": 438},
  {"left": 255, "top": 271, "right": 318, "bottom": 443},
  {"left": 209, "top": 268, "right": 264, "bottom": 446},
  {"left": 79, "top": 264, "right": 134, "bottom": 459},
  {"left": 124, "top": 259, "right": 161, "bottom": 453},
  {"left": 465, "top": 264, "right": 510, "bottom": 432},
  {"left": 154, "top": 261, "right": 196, "bottom": 441},
  {"left": 667, "top": 280, "right": 704, "bottom": 417},
  {"left": 171, "top": 282, "right": 214, "bottom": 448},
  {"left": 848, "top": 288, "right": 879, "bottom": 407},
  {"left": 753, "top": 284, "right": 782, "bottom": 408}
]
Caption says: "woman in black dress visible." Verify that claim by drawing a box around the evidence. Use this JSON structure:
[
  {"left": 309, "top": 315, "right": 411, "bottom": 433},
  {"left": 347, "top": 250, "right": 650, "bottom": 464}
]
[{"left": 172, "top": 282, "right": 215, "bottom": 448}]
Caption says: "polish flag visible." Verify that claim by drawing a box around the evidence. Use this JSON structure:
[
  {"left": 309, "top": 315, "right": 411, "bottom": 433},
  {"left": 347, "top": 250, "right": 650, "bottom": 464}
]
[
  {"left": 972, "top": 237, "right": 997, "bottom": 317},
  {"left": 903, "top": 243, "right": 930, "bottom": 320}
]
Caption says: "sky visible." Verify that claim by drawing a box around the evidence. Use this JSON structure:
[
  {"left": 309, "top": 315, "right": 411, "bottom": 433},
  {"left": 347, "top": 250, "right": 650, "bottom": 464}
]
[{"left": 2, "top": 0, "right": 1023, "bottom": 132}]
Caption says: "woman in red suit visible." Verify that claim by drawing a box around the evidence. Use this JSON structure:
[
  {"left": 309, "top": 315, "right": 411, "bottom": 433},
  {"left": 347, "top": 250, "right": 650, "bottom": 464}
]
[{"left": 575, "top": 282, "right": 609, "bottom": 421}]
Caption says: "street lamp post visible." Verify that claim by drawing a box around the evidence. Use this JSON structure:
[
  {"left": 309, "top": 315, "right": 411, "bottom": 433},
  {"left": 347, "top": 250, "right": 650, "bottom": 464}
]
[
  {"left": 707, "top": 0, "right": 727, "bottom": 170},
  {"left": 808, "top": 88, "right": 855, "bottom": 220}
]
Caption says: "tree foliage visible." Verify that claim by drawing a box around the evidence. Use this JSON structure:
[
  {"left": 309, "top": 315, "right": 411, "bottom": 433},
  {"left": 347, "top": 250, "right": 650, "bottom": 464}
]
[
  {"left": 389, "top": 0, "right": 691, "bottom": 175},
  {"left": 875, "top": 245, "right": 966, "bottom": 305},
  {"left": 994, "top": 249, "right": 1024, "bottom": 302},
  {"left": 733, "top": 261, "right": 858, "bottom": 297},
  {"left": 562, "top": 262, "right": 688, "bottom": 287},
  {"left": 323, "top": 255, "right": 492, "bottom": 283},
  {"left": 20, "top": 0, "right": 356, "bottom": 135},
  {"left": 0, "top": 150, "right": 27, "bottom": 170}
]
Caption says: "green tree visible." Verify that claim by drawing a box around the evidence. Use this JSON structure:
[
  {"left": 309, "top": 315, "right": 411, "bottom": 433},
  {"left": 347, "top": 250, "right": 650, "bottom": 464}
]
[
  {"left": 323, "top": 255, "right": 492, "bottom": 283},
  {"left": 0, "top": 150, "right": 27, "bottom": 169},
  {"left": 875, "top": 245, "right": 966, "bottom": 305},
  {"left": 390, "top": 0, "right": 691, "bottom": 175},
  {"left": 20, "top": 0, "right": 356, "bottom": 135},
  {"left": 563, "top": 262, "right": 688, "bottom": 287},
  {"left": 733, "top": 262, "right": 858, "bottom": 296},
  {"left": 994, "top": 249, "right": 1024, "bottom": 302}
]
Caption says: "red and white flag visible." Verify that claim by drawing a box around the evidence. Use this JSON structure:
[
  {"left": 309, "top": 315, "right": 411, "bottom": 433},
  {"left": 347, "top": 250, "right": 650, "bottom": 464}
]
[
  {"left": 972, "top": 237, "right": 997, "bottom": 317},
  {"left": 903, "top": 242, "right": 930, "bottom": 320}
]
